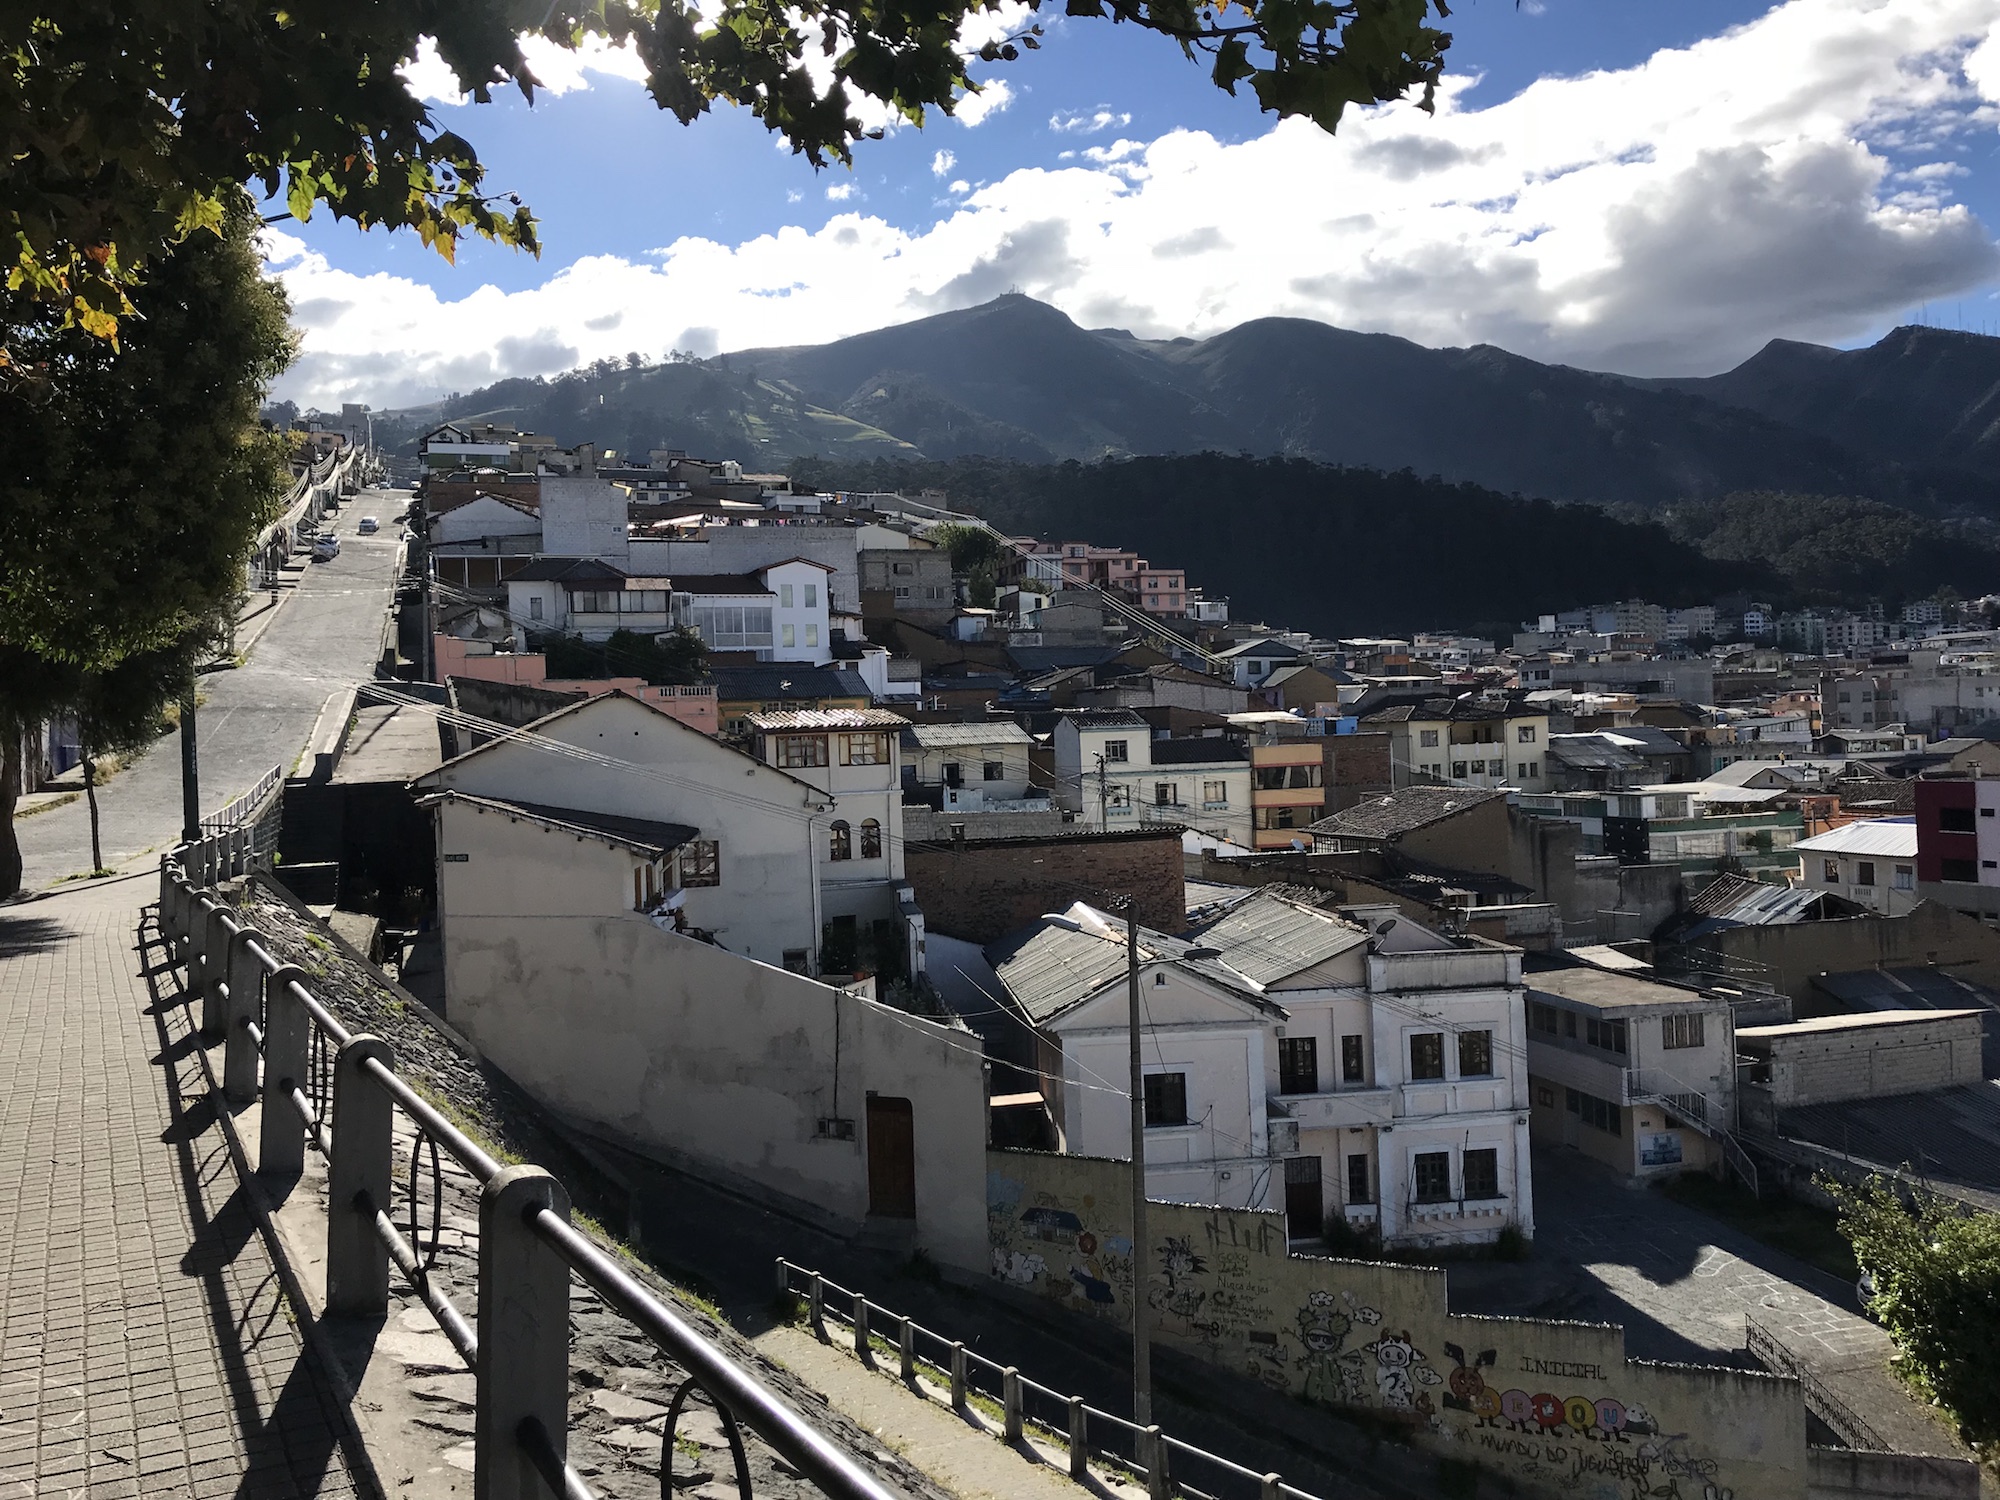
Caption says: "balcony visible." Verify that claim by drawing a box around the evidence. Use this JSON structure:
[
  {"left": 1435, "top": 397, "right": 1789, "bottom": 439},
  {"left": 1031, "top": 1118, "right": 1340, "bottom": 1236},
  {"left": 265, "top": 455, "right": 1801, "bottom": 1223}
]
[
  {"left": 1405, "top": 1197, "right": 1513, "bottom": 1226},
  {"left": 1269, "top": 1088, "right": 1395, "bottom": 1130},
  {"left": 1397, "top": 1079, "right": 1510, "bottom": 1116}
]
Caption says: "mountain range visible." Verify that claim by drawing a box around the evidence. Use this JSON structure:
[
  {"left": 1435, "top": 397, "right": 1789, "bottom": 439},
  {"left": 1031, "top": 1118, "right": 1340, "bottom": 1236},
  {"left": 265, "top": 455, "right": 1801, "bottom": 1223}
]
[{"left": 373, "top": 295, "right": 2000, "bottom": 517}]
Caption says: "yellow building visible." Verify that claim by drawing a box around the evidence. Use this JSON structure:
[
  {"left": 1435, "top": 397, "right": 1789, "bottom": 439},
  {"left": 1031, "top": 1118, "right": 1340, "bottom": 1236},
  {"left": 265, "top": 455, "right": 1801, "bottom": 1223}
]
[{"left": 1249, "top": 739, "right": 1327, "bottom": 848}]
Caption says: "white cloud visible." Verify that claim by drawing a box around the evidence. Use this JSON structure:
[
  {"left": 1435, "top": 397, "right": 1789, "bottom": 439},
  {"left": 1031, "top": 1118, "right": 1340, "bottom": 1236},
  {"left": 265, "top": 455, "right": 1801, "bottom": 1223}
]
[
  {"left": 954, "top": 77, "right": 1015, "bottom": 127},
  {"left": 1051, "top": 106, "right": 1132, "bottom": 135},
  {"left": 932, "top": 149, "right": 957, "bottom": 177},
  {"left": 398, "top": 33, "right": 647, "bottom": 104},
  {"left": 282, "top": 0, "right": 2000, "bottom": 407},
  {"left": 949, "top": 179, "right": 973, "bottom": 195},
  {"left": 826, "top": 181, "right": 857, "bottom": 201}
]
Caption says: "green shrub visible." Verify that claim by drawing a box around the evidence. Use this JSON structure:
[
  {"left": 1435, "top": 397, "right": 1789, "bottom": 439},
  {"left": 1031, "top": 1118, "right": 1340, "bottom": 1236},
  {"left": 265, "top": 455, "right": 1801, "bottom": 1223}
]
[{"left": 1826, "top": 1175, "right": 2000, "bottom": 1442}]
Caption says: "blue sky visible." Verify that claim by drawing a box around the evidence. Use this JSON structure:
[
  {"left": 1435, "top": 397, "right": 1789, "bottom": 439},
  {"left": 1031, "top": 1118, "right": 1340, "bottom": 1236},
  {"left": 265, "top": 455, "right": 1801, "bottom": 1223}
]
[{"left": 267, "top": 0, "right": 2000, "bottom": 406}]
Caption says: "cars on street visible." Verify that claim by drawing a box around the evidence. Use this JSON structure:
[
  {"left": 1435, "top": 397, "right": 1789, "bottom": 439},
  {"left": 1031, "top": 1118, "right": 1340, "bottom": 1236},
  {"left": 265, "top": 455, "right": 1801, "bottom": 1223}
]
[
  {"left": 358, "top": 516, "right": 380, "bottom": 533},
  {"left": 312, "top": 534, "right": 340, "bottom": 561}
]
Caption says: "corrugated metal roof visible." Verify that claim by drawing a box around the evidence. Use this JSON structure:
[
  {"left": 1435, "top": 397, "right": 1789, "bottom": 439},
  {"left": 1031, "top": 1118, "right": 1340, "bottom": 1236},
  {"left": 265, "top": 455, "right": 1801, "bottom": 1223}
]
[
  {"left": 986, "top": 904, "right": 1275, "bottom": 1024},
  {"left": 1793, "top": 817, "right": 1918, "bottom": 858},
  {"left": 745, "top": 708, "right": 910, "bottom": 730},
  {"left": 1190, "top": 891, "right": 1366, "bottom": 985},
  {"left": 905, "top": 721, "right": 1034, "bottom": 748}
]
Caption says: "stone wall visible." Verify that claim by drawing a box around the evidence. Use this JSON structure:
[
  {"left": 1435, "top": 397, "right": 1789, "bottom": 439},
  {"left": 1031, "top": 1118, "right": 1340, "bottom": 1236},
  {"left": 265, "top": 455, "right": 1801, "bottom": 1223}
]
[
  {"left": 904, "top": 828, "right": 1184, "bottom": 942},
  {"left": 1746, "top": 1013, "right": 1986, "bottom": 1107},
  {"left": 987, "top": 1147, "right": 1808, "bottom": 1500}
]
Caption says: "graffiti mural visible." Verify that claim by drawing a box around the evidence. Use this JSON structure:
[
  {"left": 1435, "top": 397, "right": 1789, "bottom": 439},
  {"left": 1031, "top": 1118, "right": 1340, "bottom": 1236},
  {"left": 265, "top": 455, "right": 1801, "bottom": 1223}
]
[{"left": 987, "top": 1153, "right": 1800, "bottom": 1500}]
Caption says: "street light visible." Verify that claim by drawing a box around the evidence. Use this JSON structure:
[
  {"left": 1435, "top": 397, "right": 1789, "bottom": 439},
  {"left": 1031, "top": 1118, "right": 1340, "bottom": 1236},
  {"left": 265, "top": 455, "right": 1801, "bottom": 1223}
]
[{"left": 1122, "top": 893, "right": 1219, "bottom": 1427}]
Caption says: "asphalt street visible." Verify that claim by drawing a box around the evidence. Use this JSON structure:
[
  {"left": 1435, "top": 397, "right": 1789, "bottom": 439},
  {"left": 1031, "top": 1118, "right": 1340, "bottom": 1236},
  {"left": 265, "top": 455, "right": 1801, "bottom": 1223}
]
[{"left": 15, "top": 490, "right": 408, "bottom": 889}]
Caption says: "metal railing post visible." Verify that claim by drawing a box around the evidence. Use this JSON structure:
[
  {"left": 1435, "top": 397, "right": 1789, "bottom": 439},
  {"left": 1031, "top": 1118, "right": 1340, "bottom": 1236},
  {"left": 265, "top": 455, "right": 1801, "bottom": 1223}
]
[
  {"left": 1145, "top": 1426, "right": 1169, "bottom": 1500},
  {"left": 1262, "top": 1474, "right": 1282, "bottom": 1500},
  {"left": 1068, "top": 1397, "right": 1088, "bottom": 1478},
  {"left": 475, "top": 1166, "right": 571, "bottom": 1500},
  {"left": 158, "top": 856, "right": 178, "bottom": 929},
  {"left": 326, "top": 1035, "right": 396, "bottom": 1316},
  {"left": 809, "top": 1275, "right": 824, "bottom": 1335},
  {"left": 853, "top": 1294, "right": 870, "bottom": 1364},
  {"left": 201, "top": 902, "right": 237, "bottom": 1038},
  {"left": 950, "top": 1343, "right": 967, "bottom": 1411},
  {"left": 163, "top": 867, "right": 186, "bottom": 944},
  {"left": 1003, "top": 1368, "right": 1022, "bottom": 1442},
  {"left": 899, "top": 1318, "right": 916, "bottom": 1381},
  {"left": 260, "top": 965, "right": 314, "bottom": 1177},
  {"left": 223, "top": 927, "right": 269, "bottom": 1104}
]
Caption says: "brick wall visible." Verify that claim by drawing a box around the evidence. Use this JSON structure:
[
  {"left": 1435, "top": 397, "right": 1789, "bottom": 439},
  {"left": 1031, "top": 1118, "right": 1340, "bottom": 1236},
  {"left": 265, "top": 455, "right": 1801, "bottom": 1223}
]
[
  {"left": 1325, "top": 731, "right": 1392, "bottom": 811},
  {"left": 906, "top": 829, "right": 1184, "bottom": 942}
]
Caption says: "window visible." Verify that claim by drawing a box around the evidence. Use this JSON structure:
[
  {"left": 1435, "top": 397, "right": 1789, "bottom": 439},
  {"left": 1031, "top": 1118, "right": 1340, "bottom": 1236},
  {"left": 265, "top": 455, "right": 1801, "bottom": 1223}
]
[
  {"left": 894, "top": 586, "right": 911, "bottom": 599},
  {"left": 805, "top": 583, "right": 818, "bottom": 608},
  {"left": 1526, "top": 761, "right": 1541, "bottom": 778},
  {"left": 1106, "top": 786, "right": 1131, "bottom": 812},
  {"left": 1856, "top": 861, "right": 1875, "bottom": 887},
  {"left": 782, "top": 624, "right": 796, "bottom": 648},
  {"left": 985, "top": 761, "right": 1005, "bottom": 781},
  {"left": 1517, "top": 763, "right": 1532, "bottom": 779},
  {"left": 1565, "top": 1087, "right": 1621, "bottom": 1135},
  {"left": 1943, "top": 857, "right": 1978, "bottom": 882},
  {"left": 1203, "top": 780, "right": 1228, "bottom": 806},
  {"left": 1535, "top": 1083, "right": 1556, "bottom": 1109},
  {"left": 1468, "top": 760, "right": 1485, "bottom": 776},
  {"left": 1563, "top": 1010, "right": 1577, "bottom": 1038},
  {"left": 1894, "top": 865, "right": 1914, "bottom": 890},
  {"left": 805, "top": 625, "right": 819, "bottom": 647},
  {"left": 840, "top": 733, "right": 889, "bottom": 766},
  {"left": 782, "top": 949, "right": 811, "bottom": 974},
  {"left": 1143, "top": 1072, "right": 1187, "bottom": 1127},
  {"left": 1458, "top": 1030, "right": 1493, "bottom": 1078},
  {"left": 1463, "top": 1149, "right": 1500, "bottom": 1200},
  {"left": 780, "top": 584, "right": 794, "bottom": 607},
  {"left": 828, "top": 821, "right": 852, "bottom": 861},
  {"left": 1103, "top": 740, "right": 1129, "bottom": 763},
  {"left": 682, "top": 840, "right": 720, "bottom": 887},
  {"left": 690, "top": 604, "right": 774, "bottom": 649},
  {"left": 1452, "top": 761, "right": 1468, "bottom": 779},
  {"left": 1939, "top": 805, "right": 1977, "bottom": 833},
  {"left": 1341, "top": 1034, "right": 1365, "bottom": 1083},
  {"left": 1288, "top": 764, "right": 1323, "bottom": 789},
  {"left": 1155, "top": 783, "right": 1177, "bottom": 807},
  {"left": 1584, "top": 1017, "right": 1628, "bottom": 1055},
  {"left": 941, "top": 761, "right": 962, "bottom": 787},
  {"left": 1516, "top": 724, "right": 1538, "bottom": 743},
  {"left": 776, "top": 735, "right": 829, "bottom": 768},
  {"left": 1409, "top": 1032, "right": 1445, "bottom": 1080},
  {"left": 1662, "top": 1013, "right": 1705, "bottom": 1050},
  {"left": 1824, "top": 859, "right": 1841, "bottom": 884},
  {"left": 1529, "top": 1001, "right": 1560, "bottom": 1036},
  {"left": 860, "top": 819, "right": 882, "bottom": 859},
  {"left": 892, "top": 561, "right": 915, "bottom": 576},
  {"left": 528, "top": 596, "right": 543, "bottom": 620},
  {"left": 1255, "top": 806, "right": 1303, "bottom": 831},
  {"left": 1413, "top": 1152, "right": 1452, "bottom": 1203},
  {"left": 1279, "top": 1037, "right": 1319, "bottom": 1095},
  {"left": 1346, "top": 1153, "right": 1372, "bottom": 1205},
  {"left": 1419, "top": 729, "right": 1440, "bottom": 748}
]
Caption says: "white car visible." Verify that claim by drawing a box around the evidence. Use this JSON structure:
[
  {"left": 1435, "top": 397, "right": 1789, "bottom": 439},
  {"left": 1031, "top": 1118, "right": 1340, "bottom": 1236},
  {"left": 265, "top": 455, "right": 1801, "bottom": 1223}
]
[
  {"left": 312, "top": 534, "right": 340, "bottom": 561},
  {"left": 357, "top": 516, "right": 380, "bottom": 534}
]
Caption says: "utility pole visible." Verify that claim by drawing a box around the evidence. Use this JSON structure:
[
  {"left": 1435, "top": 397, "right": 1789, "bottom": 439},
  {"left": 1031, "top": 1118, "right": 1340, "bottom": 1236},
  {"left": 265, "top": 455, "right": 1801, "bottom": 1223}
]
[
  {"left": 1096, "top": 753, "right": 1109, "bottom": 831},
  {"left": 1123, "top": 895, "right": 1151, "bottom": 1427},
  {"left": 178, "top": 683, "right": 200, "bottom": 843}
]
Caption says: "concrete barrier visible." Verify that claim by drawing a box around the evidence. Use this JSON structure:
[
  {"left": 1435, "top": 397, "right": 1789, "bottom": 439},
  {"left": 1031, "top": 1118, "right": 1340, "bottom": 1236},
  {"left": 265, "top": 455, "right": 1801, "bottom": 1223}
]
[{"left": 1807, "top": 1446, "right": 1979, "bottom": 1500}]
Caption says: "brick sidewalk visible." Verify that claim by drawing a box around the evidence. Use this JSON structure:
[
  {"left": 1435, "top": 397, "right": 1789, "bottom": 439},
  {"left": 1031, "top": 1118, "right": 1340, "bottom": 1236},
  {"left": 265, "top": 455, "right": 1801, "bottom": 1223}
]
[{"left": 0, "top": 878, "right": 366, "bottom": 1499}]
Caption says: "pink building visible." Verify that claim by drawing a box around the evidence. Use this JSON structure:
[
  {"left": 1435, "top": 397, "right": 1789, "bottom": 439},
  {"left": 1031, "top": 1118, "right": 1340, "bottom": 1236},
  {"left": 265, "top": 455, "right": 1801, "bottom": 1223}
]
[{"left": 432, "top": 634, "right": 719, "bottom": 735}]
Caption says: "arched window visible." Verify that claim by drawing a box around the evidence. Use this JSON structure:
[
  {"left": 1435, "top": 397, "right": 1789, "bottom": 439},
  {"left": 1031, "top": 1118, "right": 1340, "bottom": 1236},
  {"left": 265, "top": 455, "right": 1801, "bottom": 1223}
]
[
  {"left": 829, "top": 821, "right": 852, "bottom": 861},
  {"left": 859, "top": 819, "right": 882, "bottom": 859}
]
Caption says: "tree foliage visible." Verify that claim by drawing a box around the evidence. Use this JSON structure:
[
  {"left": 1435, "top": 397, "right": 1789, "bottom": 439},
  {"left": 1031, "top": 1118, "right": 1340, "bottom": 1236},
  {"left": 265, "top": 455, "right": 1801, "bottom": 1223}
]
[
  {"left": 1827, "top": 1175, "right": 2000, "bottom": 1443},
  {"left": 536, "top": 627, "right": 709, "bottom": 685},
  {"left": 0, "top": 193, "right": 292, "bottom": 894},
  {"left": 3, "top": 0, "right": 1451, "bottom": 350}
]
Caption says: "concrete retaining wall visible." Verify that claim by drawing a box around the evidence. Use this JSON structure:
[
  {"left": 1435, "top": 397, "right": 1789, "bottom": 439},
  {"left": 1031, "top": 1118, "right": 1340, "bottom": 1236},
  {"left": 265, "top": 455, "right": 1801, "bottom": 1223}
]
[
  {"left": 988, "top": 1147, "right": 1809, "bottom": 1500},
  {"left": 1807, "top": 1446, "right": 1979, "bottom": 1500}
]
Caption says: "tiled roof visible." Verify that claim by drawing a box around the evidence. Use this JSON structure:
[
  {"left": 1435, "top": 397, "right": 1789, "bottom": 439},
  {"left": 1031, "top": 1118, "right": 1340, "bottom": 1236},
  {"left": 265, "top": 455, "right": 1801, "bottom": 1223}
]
[
  {"left": 1309, "top": 785, "right": 1504, "bottom": 841},
  {"left": 904, "top": 721, "right": 1035, "bottom": 748},
  {"left": 1189, "top": 890, "right": 1367, "bottom": 985},
  {"left": 1060, "top": 709, "right": 1148, "bottom": 729}
]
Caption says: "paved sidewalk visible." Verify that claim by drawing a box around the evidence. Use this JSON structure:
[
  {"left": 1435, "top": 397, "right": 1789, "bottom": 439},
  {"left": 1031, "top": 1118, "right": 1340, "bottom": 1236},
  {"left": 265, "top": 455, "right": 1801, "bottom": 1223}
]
[{"left": 0, "top": 876, "right": 366, "bottom": 1498}]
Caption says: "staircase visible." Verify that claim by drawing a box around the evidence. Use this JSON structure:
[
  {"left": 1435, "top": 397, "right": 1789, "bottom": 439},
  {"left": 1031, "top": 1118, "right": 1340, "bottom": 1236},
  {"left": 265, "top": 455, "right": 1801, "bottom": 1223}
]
[{"left": 1627, "top": 1068, "right": 1761, "bottom": 1197}]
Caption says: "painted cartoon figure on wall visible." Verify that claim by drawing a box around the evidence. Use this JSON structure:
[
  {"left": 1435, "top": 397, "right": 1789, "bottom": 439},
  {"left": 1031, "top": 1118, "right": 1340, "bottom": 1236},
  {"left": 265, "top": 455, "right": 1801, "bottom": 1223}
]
[
  {"left": 1363, "top": 1330, "right": 1441, "bottom": 1411},
  {"left": 1150, "top": 1235, "right": 1211, "bottom": 1323},
  {"left": 1293, "top": 1291, "right": 1354, "bottom": 1405},
  {"left": 1441, "top": 1344, "right": 1502, "bottom": 1427}
]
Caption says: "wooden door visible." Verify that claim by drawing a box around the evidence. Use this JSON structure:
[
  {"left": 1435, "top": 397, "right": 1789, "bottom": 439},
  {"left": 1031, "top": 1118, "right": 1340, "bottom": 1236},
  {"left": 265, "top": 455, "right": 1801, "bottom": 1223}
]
[
  {"left": 1284, "top": 1155, "right": 1323, "bottom": 1239},
  {"left": 866, "top": 1096, "right": 917, "bottom": 1219}
]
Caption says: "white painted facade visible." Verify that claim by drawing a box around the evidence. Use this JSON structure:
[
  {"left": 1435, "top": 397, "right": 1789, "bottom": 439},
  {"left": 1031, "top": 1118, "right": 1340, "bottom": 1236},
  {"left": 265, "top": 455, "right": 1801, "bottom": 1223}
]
[
  {"left": 419, "top": 692, "right": 831, "bottom": 970},
  {"left": 1051, "top": 714, "right": 1254, "bottom": 847}
]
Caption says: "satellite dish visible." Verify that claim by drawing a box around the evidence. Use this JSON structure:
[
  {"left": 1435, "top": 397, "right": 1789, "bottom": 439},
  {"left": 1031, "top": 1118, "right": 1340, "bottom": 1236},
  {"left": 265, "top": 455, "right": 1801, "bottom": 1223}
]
[{"left": 1375, "top": 917, "right": 1399, "bottom": 937}]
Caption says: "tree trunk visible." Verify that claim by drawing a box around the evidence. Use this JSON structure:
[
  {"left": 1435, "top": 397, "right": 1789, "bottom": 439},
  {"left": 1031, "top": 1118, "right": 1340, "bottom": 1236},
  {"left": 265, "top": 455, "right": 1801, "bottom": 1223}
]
[
  {"left": 83, "top": 747, "right": 102, "bottom": 874},
  {"left": 0, "top": 731, "right": 22, "bottom": 899}
]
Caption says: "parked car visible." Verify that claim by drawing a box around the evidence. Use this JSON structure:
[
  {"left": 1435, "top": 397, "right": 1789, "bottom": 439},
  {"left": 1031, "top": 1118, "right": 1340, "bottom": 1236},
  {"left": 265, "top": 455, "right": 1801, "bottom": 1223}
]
[
  {"left": 357, "top": 516, "right": 380, "bottom": 534},
  {"left": 312, "top": 534, "right": 340, "bottom": 561}
]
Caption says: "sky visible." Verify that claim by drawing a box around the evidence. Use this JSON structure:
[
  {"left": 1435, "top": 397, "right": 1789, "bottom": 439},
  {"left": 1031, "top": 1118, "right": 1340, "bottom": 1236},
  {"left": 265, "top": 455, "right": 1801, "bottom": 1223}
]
[{"left": 266, "top": 0, "right": 2000, "bottom": 410}]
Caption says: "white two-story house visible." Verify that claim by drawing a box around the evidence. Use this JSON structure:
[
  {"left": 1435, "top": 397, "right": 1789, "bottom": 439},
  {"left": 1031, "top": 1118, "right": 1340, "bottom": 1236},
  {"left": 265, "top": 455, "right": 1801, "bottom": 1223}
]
[
  {"left": 1192, "top": 890, "right": 1535, "bottom": 1249},
  {"left": 1051, "top": 710, "right": 1253, "bottom": 847},
  {"left": 504, "top": 557, "right": 833, "bottom": 665},
  {"left": 745, "top": 708, "right": 924, "bottom": 978}
]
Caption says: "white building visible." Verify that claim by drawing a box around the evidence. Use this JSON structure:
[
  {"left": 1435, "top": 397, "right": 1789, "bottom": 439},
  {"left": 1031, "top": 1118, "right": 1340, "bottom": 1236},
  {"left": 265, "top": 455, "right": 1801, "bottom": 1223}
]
[
  {"left": 1792, "top": 817, "right": 1919, "bottom": 915},
  {"left": 989, "top": 892, "right": 1536, "bottom": 1249},
  {"left": 419, "top": 690, "right": 839, "bottom": 973},
  {"left": 1050, "top": 710, "right": 1253, "bottom": 847},
  {"left": 1193, "top": 891, "right": 1534, "bottom": 1249},
  {"left": 503, "top": 556, "right": 833, "bottom": 664},
  {"left": 901, "top": 721, "right": 1045, "bottom": 813}
]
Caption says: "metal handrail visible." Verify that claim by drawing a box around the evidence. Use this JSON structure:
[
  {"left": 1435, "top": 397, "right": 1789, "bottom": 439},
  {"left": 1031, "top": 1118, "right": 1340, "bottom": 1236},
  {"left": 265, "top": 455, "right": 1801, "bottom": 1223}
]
[
  {"left": 200, "top": 764, "right": 284, "bottom": 832},
  {"left": 1745, "top": 1319, "right": 1885, "bottom": 1451},
  {"left": 164, "top": 833, "right": 902, "bottom": 1500},
  {"left": 780, "top": 1260, "right": 1320, "bottom": 1500}
]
